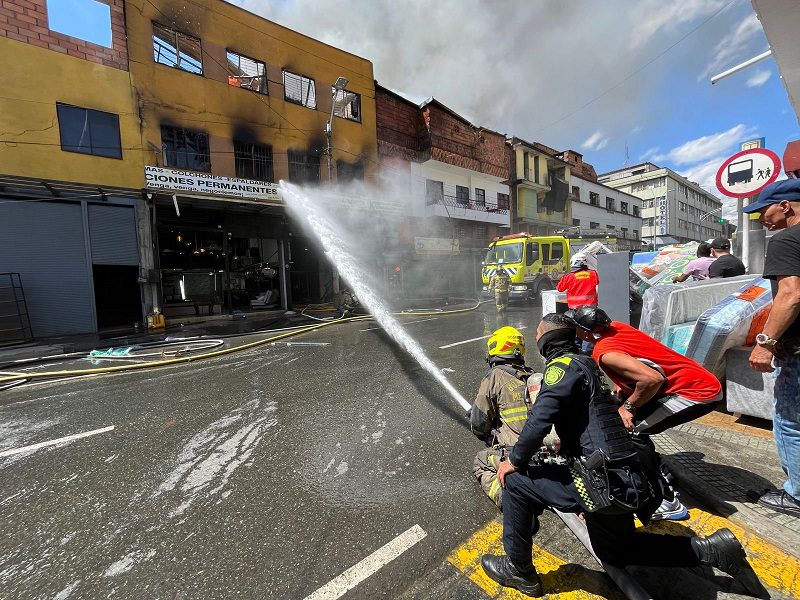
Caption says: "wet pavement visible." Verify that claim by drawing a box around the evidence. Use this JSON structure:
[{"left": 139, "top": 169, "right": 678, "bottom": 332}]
[{"left": 1, "top": 302, "right": 799, "bottom": 600}]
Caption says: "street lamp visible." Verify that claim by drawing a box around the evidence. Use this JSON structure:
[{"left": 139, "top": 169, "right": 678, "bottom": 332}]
[{"left": 326, "top": 76, "right": 349, "bottom": 183}]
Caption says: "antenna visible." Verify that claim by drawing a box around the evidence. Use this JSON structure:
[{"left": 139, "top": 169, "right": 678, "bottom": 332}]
[{"left": 624, "top": 142, "right": 630, "bottom": 166}]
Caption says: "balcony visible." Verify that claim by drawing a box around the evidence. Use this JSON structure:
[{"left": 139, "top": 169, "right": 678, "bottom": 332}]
[{"left": 426, "top": 194, "right": 509, "bottom": 225}]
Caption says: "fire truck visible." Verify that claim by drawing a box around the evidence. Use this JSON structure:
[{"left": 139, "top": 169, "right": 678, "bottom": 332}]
[{"left": 481, "top": 233, "right": 614, "bottom": 300}]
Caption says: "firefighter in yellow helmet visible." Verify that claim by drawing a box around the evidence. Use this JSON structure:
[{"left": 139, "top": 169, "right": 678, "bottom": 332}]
[
  {"left": 471, "top": 326, "right": 541, "bottom": 509},
  {"left": 489, "top": 262, "right": 511, "bottom": 325}
]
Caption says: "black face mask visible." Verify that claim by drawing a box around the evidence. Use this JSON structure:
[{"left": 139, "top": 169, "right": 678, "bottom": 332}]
[{"left": 536, "top": 328, "right": 579, "bottom": 362}]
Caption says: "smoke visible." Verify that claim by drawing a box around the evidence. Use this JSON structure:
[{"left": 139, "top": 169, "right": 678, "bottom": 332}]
[{"left": 226, "top": 0, "right": 765, "bottom": 164}]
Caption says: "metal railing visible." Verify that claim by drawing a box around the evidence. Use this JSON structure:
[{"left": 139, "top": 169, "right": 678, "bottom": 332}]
[
  {"left": 0, "top": 273, "right": 33, "bottom": 346},
  {"left": 426, "top": 194, "right": 508, "bottom": 215}
]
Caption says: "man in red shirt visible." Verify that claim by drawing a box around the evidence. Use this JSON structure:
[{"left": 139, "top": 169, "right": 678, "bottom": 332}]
[
  {"left": 556, "top": 255, "right": 599, "bottom": 309},
  {"left": 568, "top": 305, "right": 722, "bottom": 519}
]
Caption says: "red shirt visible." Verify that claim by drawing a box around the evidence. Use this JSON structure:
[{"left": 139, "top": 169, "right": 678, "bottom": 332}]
[
  {"left": 592, "top": 321, "right": 721, "bottom": 402},
  {"left": 556, "top": 269, "right": 599, "bottom": 308}
]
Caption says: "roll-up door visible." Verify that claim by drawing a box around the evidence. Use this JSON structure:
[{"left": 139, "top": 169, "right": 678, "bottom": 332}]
[
  {"left": 88, "top": 204, "right": 139, "bottom": 265},
  {"left": 0, "top": 201, "right": 94, "bottom": 336}
]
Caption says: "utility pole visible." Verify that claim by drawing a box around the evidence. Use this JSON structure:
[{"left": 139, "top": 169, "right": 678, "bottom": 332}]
[{"left": 325, "top": 76, "right": 349, "bottom": 297}]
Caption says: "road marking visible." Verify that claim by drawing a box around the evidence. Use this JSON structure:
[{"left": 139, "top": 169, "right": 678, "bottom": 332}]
[
  {"left": 448, "top": 518, "right": 620, "bottom": 599},
  {"left": 303, "top": 524, "right": 427, "bottom": 600},
  {"left": 440, "top": 326, "right": 527, "bottom": 349},
  {"left": 360, "top": 318, "right": 438, "bottom": 332},
  {"left": 0, "top": 425, "right": 115, "bottom": 458}
]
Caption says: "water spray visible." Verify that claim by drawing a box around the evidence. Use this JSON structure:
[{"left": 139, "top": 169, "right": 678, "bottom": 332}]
[{"left": 280, "top": 183, "right": 471, "bottom": 413}]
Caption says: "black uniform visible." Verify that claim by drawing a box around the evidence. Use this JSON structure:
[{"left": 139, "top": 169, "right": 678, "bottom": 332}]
[
  {"left": 708, "top": 254, "right": 745, "bottom": 278},
  {"left": 502, "top": 339, "right": 702, "bottom": 571}
]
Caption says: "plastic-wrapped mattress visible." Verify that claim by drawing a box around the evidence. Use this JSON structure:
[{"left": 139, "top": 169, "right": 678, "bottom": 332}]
[{"left": 685, "top": 277, "right": 773, "bottom": 378}]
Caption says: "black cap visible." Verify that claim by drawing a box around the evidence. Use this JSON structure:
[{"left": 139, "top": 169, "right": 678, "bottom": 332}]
[{"left": 710, "top": 237, "right": 730, "bottom": 250}]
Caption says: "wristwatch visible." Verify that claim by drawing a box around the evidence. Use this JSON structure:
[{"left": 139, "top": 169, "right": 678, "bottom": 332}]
[
  {"left": 756, "top": 333, "right": 779, "bottom": 348},
  {"left": 622, "top": 400, "right": 636, "bottom": 413}
]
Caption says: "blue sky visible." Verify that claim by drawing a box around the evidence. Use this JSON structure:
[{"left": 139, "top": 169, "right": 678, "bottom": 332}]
[{"left": 47, "top": 0, "right": 111, "bottom": 47}]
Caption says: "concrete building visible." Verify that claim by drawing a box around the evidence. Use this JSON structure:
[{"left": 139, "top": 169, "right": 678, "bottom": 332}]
[
  {"left": 599, "top": 162, "right": 725, "bottom": 248},
  {"left": 375, "top": 86, "right": 509, "bottom": 296},
  {"left": 561, "top": 151, "right": 644, "bottom": 251}
]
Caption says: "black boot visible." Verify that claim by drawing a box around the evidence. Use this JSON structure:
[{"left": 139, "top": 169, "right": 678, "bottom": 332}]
[
  {"left": 481, "top": 555, "right": 543, "bottom": 597},
  {"left": 691, "top": 528, "right": 762, "bottom": 595}
]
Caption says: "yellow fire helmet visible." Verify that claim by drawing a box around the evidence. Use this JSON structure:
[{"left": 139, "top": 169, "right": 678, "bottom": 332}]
[{"left": 487, "top": 326, "right": 525, "bottom": 359}]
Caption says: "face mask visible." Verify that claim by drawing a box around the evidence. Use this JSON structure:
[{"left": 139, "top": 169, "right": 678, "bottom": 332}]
[{"left": 536, "top": 328, "right": 578, "bottom": 361}]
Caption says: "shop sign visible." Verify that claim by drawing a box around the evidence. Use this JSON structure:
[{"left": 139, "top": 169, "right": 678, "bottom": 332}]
[
  {"left": 145, "top": 166, "right": 282, "bottom": 202},
  {"left": 657, "top": 197, "right": 668, "bottom": 236},
  {"left": 414, "top": 237, "right": 459, "bottom": 255}
]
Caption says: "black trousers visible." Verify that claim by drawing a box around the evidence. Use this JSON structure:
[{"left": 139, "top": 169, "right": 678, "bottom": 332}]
[{"left": 502, "top": 465, "right": 700, "bottom": 571}]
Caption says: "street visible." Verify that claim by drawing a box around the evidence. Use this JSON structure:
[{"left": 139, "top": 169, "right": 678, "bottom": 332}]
[{"left": 0, "top": 304, "right": 795, "bottom": 600}]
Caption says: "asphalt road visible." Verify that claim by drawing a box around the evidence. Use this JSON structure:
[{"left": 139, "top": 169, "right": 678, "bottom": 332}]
[{"left": 0, "top": 303, "right": 782, "bottom": 600}]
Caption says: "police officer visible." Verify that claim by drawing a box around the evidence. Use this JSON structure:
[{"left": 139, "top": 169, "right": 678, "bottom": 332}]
[
  {"left": 489, "top": 262, "right": 511, "bottom": 325},
  {"left": 481, "top": 313, "right": 757, "bottom": 597},
  {"left": 471, "top": 326, "right": 540, "bottom": 509}
]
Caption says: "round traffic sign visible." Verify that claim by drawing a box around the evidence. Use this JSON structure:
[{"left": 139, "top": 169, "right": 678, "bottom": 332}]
[{"left": 715, "top": 148, "right": 781, "bottom": 198}]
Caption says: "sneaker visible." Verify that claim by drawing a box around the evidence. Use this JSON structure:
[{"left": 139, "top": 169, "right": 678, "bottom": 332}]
[
  {"left": 757, "top": 490, "right": 800, "bottom": 518},
  {"left": 651, "top": 495, "right": 689, "bottom": 521},
  {"left": 481, "top": 554, "right": 543, "bottom": 597},
  {"left": 691, "top": 528, "right": 762, "bottom": 595}
]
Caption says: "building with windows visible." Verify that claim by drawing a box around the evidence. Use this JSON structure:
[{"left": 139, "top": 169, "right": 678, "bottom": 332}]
[
  {"left": 505, "top": 139, "right": 572, "bottom": 236},
  {"left": 127, "top": 0, "right": 378, "bottom": 310},
  {"left": 375, "top": 86, "right": 509, "bottom": 296},
  {"left": 598, "top": 162, "right": 725, "bottom": 248},
  {"left": 561, "top": 151, "right": 644, "bottom": 251}
]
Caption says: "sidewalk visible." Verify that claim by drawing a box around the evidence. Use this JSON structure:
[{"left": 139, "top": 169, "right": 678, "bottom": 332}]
[{"left": 654, "top": 409, "right": 800, "bottom": 559}]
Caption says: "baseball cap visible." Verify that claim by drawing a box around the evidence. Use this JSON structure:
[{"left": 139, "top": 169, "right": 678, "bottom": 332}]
[
  {"left": 742, "top": 179, "right": 800, "bottom": 214},
  {"left": 710, "top": 237, "right": 730, "bottom": 250}
]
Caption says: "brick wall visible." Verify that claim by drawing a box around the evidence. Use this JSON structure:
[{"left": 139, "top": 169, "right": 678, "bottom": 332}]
[
  {"left": 0, "top": 0, "right": 128, "bottom": 69},
  {"left": 375, "top": 85, "right": 428, "bottom": 162}
]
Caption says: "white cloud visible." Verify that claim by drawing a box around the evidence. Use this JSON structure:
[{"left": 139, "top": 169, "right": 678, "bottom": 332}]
[
  {"left": 581, "top": 130, "right": 611, "bottom": 151},
  {"left": 640, "top": 147, "right": 660, "bottom": 161},
  {"left": 746, "top": 68, "right": 772, "bottom": 88},
  {"left": 699, "top": 13, "right": 764, "bottom": 80},
  {"left": 654, "top": 124, "right": 758, "bottom": 165},
  {"left": 629, "top": 0, "right": 728, "bottom": 49}
]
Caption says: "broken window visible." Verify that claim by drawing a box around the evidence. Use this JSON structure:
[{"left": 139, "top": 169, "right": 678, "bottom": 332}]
[
  {"left": 496, "top": 192, "right": 509, "bottom": 210},
  {"left": 287, "top": 150, "right": 320, "bottom": 184},
  {"left": 161, "top": 125, "right": 210, "bottom": 172},
  {"left": 336, "top": 160, "right": 364, "bottom": 183},
  {"left": 57, "top": 103, "right": 121, "bottom": 159},
  {"left": 283, "top": 70, "right": 316, "bottom": 108},
  {"left": 47, "top": 0, "right": 112, "bottom": 47},
  {"left": 426, "top": 179, "right": 443, "bottom": 205},
  {"left": 152, "top": 22, "right": 203, "bottom": 75},
  {"left": 227, "top": 51, "right": 267, "bottom": 94},
  {"left": 234, "top": 141, "right": 273, "bottom": 182},
  {"left": 332, "top": 88, "right": 361, "bottom": 122}
]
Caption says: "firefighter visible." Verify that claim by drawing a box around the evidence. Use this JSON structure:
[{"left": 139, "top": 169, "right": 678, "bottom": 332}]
[
  {"left": 489, "top": 262, "right": 511, "bottom": 325},
  {"left": 470, "top": 326, "right": 540, "bottom": 509},
  {"left": 481, "top": 313, "right": 758, "bottom": 597},
  {"left": 556, "top": 254, "right": 599, "bottom": 309}
]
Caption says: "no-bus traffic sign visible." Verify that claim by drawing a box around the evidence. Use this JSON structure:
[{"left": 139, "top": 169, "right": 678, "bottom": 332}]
[{"left": 716, "top": 148, "right": 781, "bottom": 198}]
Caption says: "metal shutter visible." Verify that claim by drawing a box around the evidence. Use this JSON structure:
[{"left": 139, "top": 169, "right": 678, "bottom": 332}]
[
  {"left": 88, "top": 204, "right": 139, "bottom": 265},
  {"left": 0, "top": 201, "right": 95, "bottom": 336}
]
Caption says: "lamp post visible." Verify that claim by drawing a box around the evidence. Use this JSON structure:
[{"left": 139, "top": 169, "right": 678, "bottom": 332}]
[{"left": 326, "top": 76, "right": 349, "bottom": 184}]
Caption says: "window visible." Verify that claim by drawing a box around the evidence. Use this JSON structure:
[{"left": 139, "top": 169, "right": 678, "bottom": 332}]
[
  {"left": 607, "top": 224, "right": 615, "bottom": 230},
  {"left": 552, "top": 242, "right": 564, "bottom": 259},
  {"left": 475, "top": 223, "right": 488, "bottom": 240},
  {"left": 234, "top": 141, "right": 273, "bottom": 181},
  {"left": 161, "top": 125, "right": 210, "bottom": 172},
  {"left": 497, "top": 192, "right": 509, "bottom": 210},
  {"left": 47, "top": 0, "right": 111, "bottom": 47},
  {"left": 475, "top": 188, "right": 485, "bottom": 207},
  {"left": 633, "top": 205, "right": 640, "bottom": 217},
  {"left": 589, "top": 192, "right": 599, "bottom": 206},
  {"left": 336, "top": 160, "right": 364, "bottom": 183},
  {"left": 333, "top": 89, "right": 361, "bottom": 122},
  {"left": 456, "top": 185, "right": 469, "bottom": 205},
  {"left": 426, "top": 179, "right": 444, "bottom": 205},
  {"left": 226, "top": 50, "right": 267, "bottom": 94},
  {"left": 606, "top": 197, "right": 615, "bottom": 211},
  {"left": 621, "top": 201, "right": 628, "bottom": 214},
  {"left": 621, "top": 227, "right": 628, "bottom": 238},
  {"left": 454, "top": 221, "right": 469, "bottom": 239},
  {"left": 679, "top": 201, "right": 687, "bottom": 212},
  {"left": 523, "top": 151, "right": 530, "bottom": 180},
  {"left": 57, "top": 103, "right": 121, "bottom": 159},
  {"left": 534, "top": 155, "right": 540, "bottom": 183},
  {"left": 152, "top": 23, "right": 203, "bottom": 74},
  {"left": 287, "top": 150, "right": 320, "bottom": 184},
  {"left": 590, "top": 221, "right": 599, "bottom": 229},
  {"left": 572, "top": 218, "right": 580, "bottom": 226},
  {"left": 283, "top": 70, "right": 316, "bottom": 108},
  {"left": 571, "top": 185, "right": 580, "bottom": 201},
  {"left": 525, "top": 243, "right": 538, "bottom": 266},
  {"left": 633, "top": 230, "right": 639, "bottom": 239}
]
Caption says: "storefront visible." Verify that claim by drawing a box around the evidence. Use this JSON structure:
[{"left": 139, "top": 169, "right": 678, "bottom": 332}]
[{"left": 0, "top": 176, "right": 144, "bottom": 337}]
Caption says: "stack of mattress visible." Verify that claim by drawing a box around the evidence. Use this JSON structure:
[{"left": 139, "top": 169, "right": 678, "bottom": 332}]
[{"left": 725, "top": 346, "right": 776, "bottom": 420}]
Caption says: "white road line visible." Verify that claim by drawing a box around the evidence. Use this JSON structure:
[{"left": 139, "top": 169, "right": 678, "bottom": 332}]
[
  {"left": 360, "top": 318, "right": 438, "bottom": 332},
  {"left": 0, "top": 425, "right": 115, "bottom": 458},
  {"left": 302, "top": 524, "right": 427, "bottom": 600},
  {"left": 439, "top": 325, "right": 527, "bottom": 349}
]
